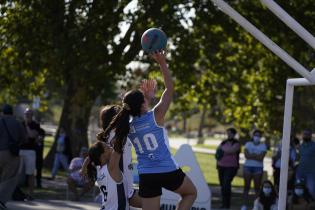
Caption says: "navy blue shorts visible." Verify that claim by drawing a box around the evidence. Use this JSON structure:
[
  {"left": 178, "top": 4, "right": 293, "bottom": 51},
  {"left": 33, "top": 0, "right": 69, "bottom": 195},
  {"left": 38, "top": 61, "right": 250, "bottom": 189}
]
[
  {"left": 243, "top": 166, "right": 263, "bottom": 175},
  {"left": 139, "top": 168, "right": 186, "bottom": 198}
]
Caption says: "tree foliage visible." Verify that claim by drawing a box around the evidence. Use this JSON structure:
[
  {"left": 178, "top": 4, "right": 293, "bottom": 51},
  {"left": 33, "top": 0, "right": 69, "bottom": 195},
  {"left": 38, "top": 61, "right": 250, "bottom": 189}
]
[{"left": 1, "top": 0, "right": 315, "bottom": 148}]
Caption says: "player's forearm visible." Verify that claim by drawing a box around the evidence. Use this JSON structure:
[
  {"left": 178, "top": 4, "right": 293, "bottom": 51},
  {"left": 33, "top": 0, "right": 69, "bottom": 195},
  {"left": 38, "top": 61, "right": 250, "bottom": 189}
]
[
  {"left": 160, "top": 62, "right": 173, "bottom": 96},
  {"left": 109, "top": 151, "right": 123, "bottom": 182}
]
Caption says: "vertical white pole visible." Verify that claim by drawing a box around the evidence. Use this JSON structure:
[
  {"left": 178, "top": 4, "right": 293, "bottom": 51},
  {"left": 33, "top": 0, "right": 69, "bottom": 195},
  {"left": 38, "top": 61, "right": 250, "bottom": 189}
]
[
  {"left": 278, "top": 81, "right": 294, "bottom": 210},
  {"left": 260, "top": 0, "right": 315, "bottom": 50}
]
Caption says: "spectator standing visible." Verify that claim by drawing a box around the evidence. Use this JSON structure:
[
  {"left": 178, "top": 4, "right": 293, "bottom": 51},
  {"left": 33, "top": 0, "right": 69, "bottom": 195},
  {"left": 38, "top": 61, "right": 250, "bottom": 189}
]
[
  {"left": 296, "top": 129, "right": 315, "bottom": 199},
  {"left": 0, "top": 104, "right": 26, "bottom": 209},
  {"left": 216, "top": 128, "right": 240, "bottom": 209},
  {"left": 35, "top": 127, "right": 45, "bottom": 188},
  {"left": 252, "top": 180, "right": 278, "bottom": 210},
  {"left": 241, "top": 130, "right": 267, "bottom": 210},
  {"left": 288, "top": 180, "right": 315, "bottom": 210},
  {"left": 272, "top": 136, "right": 297, "bottom": 191},
  {"left": 20, "top": 108, "right": 40, "bottom": 200},
  {"left": 51, "top": 127, "right": 71, "bottom": 179},
  {"left": 67, "top": 147, "right": 94, "bottom": 200},
  {"left": 23, "top": 108, "right": 44, "bottom": 188}
]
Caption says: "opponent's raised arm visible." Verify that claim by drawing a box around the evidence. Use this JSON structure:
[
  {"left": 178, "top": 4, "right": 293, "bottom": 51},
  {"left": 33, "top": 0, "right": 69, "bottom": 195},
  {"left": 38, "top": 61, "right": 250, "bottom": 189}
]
[
  {"left": 151, "top": 51, "right": 173, "bottom": 126},
  {"left": 140, "top": 79, "right": 157, "bottom": 104}
]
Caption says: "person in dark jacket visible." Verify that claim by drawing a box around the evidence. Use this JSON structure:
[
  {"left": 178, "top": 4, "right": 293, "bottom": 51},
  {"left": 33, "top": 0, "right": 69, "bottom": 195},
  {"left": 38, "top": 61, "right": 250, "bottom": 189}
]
[
  {"left": 35, "top": 127, "right": 45, "bottom": 188},
  {"left": 51, "top": 127, "right": 71, "bottom": 180},
  {"left": 0, "top": 104, "right": 26, "bottom": 208}
]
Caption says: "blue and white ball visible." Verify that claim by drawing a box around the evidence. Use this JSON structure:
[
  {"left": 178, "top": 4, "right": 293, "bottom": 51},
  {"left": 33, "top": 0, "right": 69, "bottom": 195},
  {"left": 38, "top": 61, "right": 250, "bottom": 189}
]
[{"left": 141, "top": 28, "right": 167, "bottom": 53}]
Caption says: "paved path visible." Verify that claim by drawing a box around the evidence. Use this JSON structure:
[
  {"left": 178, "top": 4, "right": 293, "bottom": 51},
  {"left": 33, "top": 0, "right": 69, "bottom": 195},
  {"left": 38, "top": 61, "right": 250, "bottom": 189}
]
[{"left": 6, "top": 200, "right": 99, "bottom": 210}]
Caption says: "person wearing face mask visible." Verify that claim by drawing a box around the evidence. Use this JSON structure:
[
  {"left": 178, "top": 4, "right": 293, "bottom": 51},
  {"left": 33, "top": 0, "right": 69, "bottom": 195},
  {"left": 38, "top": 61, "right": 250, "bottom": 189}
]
[
  {"left": 252, "top": 180, "right": 278, "bottom": 210},
  {"left": 288, "top": 180, "right": 315, "bottom": 210},
  {"left": 241, "top": 130, "right": 267, "bottom": 210},
  {"left": 272, "top": 135, "right": 297, "bottom": 192},
  {"left": 296, "top": 129, "right": 315, "bottom": 199},
  {"left": 216, "top": 128, "right": 241, "bottom": 209}
]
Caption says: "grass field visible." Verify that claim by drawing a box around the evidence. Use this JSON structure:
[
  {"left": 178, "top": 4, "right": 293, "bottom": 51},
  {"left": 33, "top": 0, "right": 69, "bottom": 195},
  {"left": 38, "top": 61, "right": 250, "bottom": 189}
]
[{"left": 44, "top": 136, "right": 244, "bottom": 186}]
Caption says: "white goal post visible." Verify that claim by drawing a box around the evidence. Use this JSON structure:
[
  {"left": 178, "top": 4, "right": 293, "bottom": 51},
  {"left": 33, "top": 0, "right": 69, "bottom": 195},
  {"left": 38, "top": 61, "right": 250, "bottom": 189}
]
[{"left": 210, "top": 0, "right": 315, "bottom": 209}]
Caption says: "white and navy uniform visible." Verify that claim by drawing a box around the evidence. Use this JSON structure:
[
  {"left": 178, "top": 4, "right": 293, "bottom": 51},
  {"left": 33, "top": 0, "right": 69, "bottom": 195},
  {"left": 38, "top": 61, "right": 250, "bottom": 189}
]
[
  {"left": 108, "top": 131, "right": 134, "bottom": 199},
  {"left": 96, "top": 165, "right": 129, "bottom": 210},
  {"left": 128, "top": 109, "right": 184, "bottom": 198}
]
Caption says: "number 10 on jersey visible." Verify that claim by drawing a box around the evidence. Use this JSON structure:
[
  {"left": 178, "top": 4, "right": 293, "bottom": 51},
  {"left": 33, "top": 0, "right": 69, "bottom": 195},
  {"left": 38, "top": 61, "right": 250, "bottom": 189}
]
[{"left": 133, "top": 133, "right": 158, "bottom": 154}]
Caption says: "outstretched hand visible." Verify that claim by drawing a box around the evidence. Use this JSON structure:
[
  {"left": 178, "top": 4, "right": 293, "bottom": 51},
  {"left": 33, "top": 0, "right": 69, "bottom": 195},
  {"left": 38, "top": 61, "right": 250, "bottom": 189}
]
[
  {"left": 79, "top": 168, "right": 88, "bottom": 180},
  {"left": 140, "top": 79, "right": 157, "bottom": 100},
  {"left": 150, "top": 50, "right": 166, "bottom": 66}
]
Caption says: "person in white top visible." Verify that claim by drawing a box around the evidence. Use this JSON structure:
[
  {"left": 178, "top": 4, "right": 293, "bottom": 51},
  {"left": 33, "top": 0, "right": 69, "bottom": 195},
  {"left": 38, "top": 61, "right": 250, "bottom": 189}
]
[
  {"left": 87, "top": 141, "right": 128, "bottom": 210},
  {"left": 81, "top": 105, "right": 141, "bottom": 208},
  {"left": 98, "top": 105, "right": 138, "bottom": 203},
  {"left": 242, "top": 130, "right": 267, "bottom": 209},
  {"left": 252, "top": 180, "right": 278, "bottom": 210}
]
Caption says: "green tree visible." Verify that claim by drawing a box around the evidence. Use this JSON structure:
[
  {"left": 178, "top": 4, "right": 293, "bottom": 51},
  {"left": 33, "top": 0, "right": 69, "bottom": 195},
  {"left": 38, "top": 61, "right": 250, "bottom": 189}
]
[
  {"left": 0, "top": 0, "right": 194, "bottom": 161},
  {"left": 166, "top": 0, "right": 315, "bottom": 139}
]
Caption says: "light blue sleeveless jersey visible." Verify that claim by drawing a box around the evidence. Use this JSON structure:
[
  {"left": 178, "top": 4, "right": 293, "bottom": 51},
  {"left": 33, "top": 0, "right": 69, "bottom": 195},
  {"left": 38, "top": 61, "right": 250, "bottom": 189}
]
[{"left": 128, "top": 110, "right": 178, "bottom": 174}]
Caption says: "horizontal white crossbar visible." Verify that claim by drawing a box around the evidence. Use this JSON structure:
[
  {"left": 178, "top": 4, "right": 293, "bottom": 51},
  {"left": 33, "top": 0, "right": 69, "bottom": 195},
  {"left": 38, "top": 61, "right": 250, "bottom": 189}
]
[{"left": 287, "top": 77, "right": 315, "bottom": 86}]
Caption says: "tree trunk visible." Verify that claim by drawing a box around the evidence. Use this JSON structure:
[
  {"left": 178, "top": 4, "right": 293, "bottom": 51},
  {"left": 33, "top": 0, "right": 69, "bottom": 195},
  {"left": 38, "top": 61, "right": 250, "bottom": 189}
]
[
  {"left": 182, "top": 112, "right": 187, "bottom": 133},
  {"left": 197, "top": 105, "right": 207, "bottom": 144},
  {"left": 44, "top": 82, "right": 96, "bottom": 168}
]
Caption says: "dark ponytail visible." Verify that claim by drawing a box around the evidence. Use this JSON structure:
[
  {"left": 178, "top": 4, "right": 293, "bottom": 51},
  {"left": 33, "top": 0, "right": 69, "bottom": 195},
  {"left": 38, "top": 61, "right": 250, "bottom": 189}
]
[
  {"left": 104, "top": 90, "right": 145, "bottom": 153},
  {"left": 87, "top": 142, "right": 105, "bottom": 182},
  {"left": 96, "top": 105, "right": 121, "bottom": 143},
  {"left": 104, "top": 107, "right": 130, "bottom": 153},
  {"left": 100, "top": 105, "right": 121, "bottom": 131}
]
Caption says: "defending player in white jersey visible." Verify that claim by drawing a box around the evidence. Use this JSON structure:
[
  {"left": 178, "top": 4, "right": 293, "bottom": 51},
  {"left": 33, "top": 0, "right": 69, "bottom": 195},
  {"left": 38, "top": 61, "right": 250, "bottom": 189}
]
[
  {"left": 81, "top": 105, "right": 141, "bottom": 208},
  {"left": 87, "top": 141, "right": 128, "bottom": 210}
]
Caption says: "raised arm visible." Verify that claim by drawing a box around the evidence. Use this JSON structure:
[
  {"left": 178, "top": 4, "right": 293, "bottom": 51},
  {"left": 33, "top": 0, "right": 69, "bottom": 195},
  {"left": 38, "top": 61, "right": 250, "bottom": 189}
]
[
  {"left": 80, "top": 156, "right": 90, "bottom": 179},
  {"left": 108, "top": 150, "right": 123, "bottom": 183},
  {"left": 151, "top": 51, "right": 173, "bottom": 126},
  {"left": 108, "top": 138, "right": 124, "bottom": 183}
]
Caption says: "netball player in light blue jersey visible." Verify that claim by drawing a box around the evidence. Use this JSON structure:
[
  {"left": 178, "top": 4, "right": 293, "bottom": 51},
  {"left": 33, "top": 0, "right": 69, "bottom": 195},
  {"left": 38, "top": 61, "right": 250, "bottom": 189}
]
[{"left": 104, "top": 51, "right": 197, "bottom": 210}]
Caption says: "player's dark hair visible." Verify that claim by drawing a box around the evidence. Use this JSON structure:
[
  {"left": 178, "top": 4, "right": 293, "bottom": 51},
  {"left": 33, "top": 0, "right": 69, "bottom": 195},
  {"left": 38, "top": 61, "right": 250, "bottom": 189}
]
[
  {"left": 104, "top": 90, "right": 144, "bottom": 153},
  {"left": 99, "top": 105, "right": 121, "bottom": 131},
  {"left": 97, "top": 105, "right": 121, "bottom": 143},
  {"left": 87, "top": 141, "right": 105, "bottom": 182}
]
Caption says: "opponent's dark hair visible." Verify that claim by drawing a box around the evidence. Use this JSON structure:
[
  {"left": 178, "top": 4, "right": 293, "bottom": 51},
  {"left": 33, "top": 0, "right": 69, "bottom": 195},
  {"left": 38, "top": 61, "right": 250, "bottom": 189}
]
[
  {"left": 103, "top": 90, "right": 144, "bottom": 153},
  {"left": 99, "top": 105, "right": 121, "bottom": 131},
  {"left": 96, "top": 105, "right": 121, "bottom": 143},
  {"left": 258, "top": 180, "right": 278, "bottom": 210},
  {"left": 87, "top": 141, "right": 105, "bottom": 182}
]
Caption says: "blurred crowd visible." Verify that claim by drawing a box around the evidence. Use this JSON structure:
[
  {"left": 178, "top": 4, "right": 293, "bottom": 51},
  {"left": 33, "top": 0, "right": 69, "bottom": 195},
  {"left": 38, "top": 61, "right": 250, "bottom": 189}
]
[
  {"left": 0, "top": 104, "right": 93, "bottom": 209},
  {"left": 216, "top": 128, "right": 315, "bottom": 210}
]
